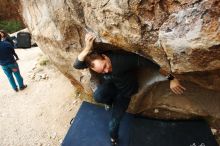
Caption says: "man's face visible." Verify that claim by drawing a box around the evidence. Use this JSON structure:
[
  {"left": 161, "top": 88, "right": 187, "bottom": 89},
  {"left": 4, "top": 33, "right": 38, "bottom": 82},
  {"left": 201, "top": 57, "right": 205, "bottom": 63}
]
[{"left": 91, "top": 55, "right": 112, "bottom": 74}]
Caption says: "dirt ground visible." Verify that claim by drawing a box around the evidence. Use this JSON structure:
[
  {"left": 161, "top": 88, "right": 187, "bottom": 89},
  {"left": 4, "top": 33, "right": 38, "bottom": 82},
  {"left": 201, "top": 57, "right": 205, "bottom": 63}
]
[{"left": 0, "top": 47, "right": 82, "bottom": 146}]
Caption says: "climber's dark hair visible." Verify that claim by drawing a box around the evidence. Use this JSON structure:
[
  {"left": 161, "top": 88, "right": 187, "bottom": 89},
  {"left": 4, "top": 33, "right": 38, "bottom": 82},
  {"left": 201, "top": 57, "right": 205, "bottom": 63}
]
[{"left": 84, "top": 52, "right": 105, "bottom": 68}]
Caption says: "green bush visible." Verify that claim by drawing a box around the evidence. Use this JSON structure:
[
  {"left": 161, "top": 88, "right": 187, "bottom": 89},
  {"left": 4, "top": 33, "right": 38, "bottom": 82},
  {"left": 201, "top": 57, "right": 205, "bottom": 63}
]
[
  {"left": 0, "top": 20, "right": 23, "bottom": 33},
  {"left": 38, "top": 55, "right": 50, "bottom": 66}
]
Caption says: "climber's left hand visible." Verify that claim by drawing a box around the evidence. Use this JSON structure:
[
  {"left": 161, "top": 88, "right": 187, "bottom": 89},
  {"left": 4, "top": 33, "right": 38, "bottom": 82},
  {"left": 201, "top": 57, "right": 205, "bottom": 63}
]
[{"left": 170, "top": 78, "right": 186, "bottom": 95}]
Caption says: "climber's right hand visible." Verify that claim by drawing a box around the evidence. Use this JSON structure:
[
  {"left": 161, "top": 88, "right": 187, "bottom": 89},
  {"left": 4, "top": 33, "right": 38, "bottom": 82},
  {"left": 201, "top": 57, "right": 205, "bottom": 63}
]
[{"left": 84, "top": 33, "right": 96, "bottom": 51}]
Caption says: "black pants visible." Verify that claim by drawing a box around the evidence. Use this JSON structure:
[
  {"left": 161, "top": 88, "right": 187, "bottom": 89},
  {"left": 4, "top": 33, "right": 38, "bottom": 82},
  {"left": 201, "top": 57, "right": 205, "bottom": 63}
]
[{"left": 93, "top": 81, "right": 137, "bottom": 140}]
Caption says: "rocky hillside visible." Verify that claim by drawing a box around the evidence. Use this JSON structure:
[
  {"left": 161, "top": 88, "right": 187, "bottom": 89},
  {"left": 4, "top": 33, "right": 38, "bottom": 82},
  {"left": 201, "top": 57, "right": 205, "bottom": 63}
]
[
  {"left": 19, "top": 0, "right": 220, "bottom": 135},
  {"left": 0, "top": 0, "right": 22, "bottom": 21}
]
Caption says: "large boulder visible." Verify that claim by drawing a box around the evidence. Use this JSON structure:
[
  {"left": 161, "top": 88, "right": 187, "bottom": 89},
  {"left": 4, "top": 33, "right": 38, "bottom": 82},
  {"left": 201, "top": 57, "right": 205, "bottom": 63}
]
[{"left": 20, "top": 0, "right": 220, "bottom": 128}]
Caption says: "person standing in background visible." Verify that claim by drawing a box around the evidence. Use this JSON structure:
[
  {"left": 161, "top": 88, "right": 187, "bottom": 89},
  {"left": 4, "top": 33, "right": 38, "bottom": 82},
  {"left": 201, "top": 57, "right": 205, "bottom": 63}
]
[{"left": 0, "top": 32, "right": 27, "bottom": 92}]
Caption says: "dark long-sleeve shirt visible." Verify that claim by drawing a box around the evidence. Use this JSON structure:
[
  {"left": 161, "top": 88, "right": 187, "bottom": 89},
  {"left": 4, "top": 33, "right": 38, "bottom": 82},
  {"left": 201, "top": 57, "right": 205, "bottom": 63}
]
[
  {"left": 0, "top": 41, "right": 18, "bottom": 66},
  {"left": 5, "top": 36, "right": 14, "bottom": 47},
  {"left": 73, "top": 51, "right": 160, "bottom": 98}
]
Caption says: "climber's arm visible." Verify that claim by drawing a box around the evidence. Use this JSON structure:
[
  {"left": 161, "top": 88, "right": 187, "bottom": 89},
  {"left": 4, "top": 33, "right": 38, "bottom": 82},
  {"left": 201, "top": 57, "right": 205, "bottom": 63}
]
[
  {"left": 137, "top": 55, "right": 186, "bottom": 95},
  {"left": 73, "top": 33, "right": 96, "bottom": 69},
  {"left": 159, "top": 68, "right": 186, "bottom": 95}
]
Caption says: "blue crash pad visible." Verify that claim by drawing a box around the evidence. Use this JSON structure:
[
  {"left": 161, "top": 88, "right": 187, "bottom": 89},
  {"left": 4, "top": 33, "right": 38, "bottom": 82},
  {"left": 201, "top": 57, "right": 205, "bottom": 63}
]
[
  {"left": 62, "top": 101, "right": 218, "bottom": 146},
  {"left": 62, "top": 101, "right": 133, "bottom": 146},
  {"left": 129, "top": 117, "right": 218, "bottom": 146}
]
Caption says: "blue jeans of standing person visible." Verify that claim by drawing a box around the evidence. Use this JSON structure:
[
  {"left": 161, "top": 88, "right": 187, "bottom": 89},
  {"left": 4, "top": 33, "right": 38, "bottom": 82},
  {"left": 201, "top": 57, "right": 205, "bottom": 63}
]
[
  {"left": 93, "top": 81, "right": 138, "bottom": 140},
  {"left": 1, "top": 62, "right": 24, "bottom": 90}
]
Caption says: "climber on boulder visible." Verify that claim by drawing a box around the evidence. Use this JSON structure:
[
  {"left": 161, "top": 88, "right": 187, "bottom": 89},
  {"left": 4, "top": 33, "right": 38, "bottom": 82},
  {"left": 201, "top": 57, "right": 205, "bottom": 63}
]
[{"left": 73, "top": 33, "right": 186, "bottom": 146}]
